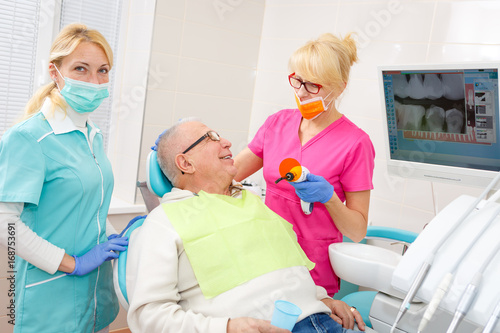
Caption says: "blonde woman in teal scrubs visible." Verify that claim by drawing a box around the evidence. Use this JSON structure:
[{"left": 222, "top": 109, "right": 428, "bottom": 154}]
[{"left": 0, "top": 24, "right": 127, "bottom": 333}]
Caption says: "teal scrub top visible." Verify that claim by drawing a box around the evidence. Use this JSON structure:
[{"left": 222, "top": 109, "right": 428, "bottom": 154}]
[{"left": 0, "top": 99, "right": 119, "bottom": 333}]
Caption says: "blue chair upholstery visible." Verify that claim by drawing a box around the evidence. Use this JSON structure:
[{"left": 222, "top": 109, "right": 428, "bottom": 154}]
[
  {"left": 113, "top": 150, "right": 174, "bottom": 309},
  {"left": 365, "top": 226, "right": 418, "bottom": 244},
  {"left": 146, "top": 150, "right": 173, "bottom": 198},
  {"left": 337, "top": 226, "right": 418, "bottom": 328},
  {"left": 114, "top": 217, "right": 146, "bottom": 309}
]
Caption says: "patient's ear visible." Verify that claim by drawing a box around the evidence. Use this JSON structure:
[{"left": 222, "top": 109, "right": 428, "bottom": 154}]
[{"left": 175, "top": 154, "right": 194, "bottom": 175}]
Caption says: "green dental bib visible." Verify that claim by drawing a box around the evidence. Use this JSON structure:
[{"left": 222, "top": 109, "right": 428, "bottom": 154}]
[{"left": 162, "top": 190, "right": 315, "bottom": 298}]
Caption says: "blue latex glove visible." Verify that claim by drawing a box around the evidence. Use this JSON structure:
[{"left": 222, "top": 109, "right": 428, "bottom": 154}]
[
  {"left": 68, "top": 237, "right": 129, "bottom": 276},
  {"left": 151, "top": 129, "right": 167, "bottom": 151},
  {"left": 289, "top": 173, "right": 334, "bottom": 204}
]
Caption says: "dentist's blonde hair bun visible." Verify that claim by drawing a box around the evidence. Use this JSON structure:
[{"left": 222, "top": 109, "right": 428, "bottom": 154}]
[{"left": 289, "top": 32, "right": 358, "bottom": 91}]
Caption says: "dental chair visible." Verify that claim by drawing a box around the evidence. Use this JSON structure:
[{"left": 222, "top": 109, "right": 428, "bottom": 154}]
[{"left": 113, "top": 150, "right": 172, "bottom": 310}]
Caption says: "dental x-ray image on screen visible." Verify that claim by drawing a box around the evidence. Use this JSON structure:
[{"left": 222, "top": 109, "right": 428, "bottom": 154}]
[
  {"left": 392, "top": 72, "right": 466, "bottom": 134},
  {"left": 379, "top": 64, "right": 500, "bottom": 188}
]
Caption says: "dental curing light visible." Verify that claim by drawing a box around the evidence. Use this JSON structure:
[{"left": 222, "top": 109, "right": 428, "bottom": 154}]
[
  {"left": 275, "top": 158, "right": 313, "bottom": 215},
  {"left": 391, "top": 172, "right": 500, "bottom": 333}
]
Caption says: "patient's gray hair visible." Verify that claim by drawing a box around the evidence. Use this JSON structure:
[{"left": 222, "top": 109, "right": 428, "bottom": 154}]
[{"left": 156, "top": 117, "right": 200, "bottom": 186}]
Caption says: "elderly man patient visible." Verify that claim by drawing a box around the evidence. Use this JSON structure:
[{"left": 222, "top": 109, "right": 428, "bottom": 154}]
[{"left": 126, "top": 119, "right": 367, "bottom": 333}]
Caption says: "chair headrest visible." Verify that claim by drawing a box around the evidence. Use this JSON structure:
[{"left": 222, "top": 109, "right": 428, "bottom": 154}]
[{"left": 146, "top": 150, "right": 173, "bottom": 197}]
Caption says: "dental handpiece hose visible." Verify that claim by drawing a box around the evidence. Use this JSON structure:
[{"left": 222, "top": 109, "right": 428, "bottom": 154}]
[
  {"left": 391, "top": 172, "right": 500, "bottom": 333},
  {"left": 446, "top": 272, "right": 482, "bottom": 333},
  {"left": 447, "top": 237, "right": 500, "bottom": 333},
  {"left": 418, "top": 204, "right": 500, "bottom": 333},
  {"left": 483, "top": 299, "right": 500, "bottom": 333},
  {"left": 390, "top": 255, "right": 433, "bottom": 333}
]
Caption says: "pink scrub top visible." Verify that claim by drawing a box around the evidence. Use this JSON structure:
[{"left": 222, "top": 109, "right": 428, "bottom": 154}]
[{"left": 248, "top": 109, "right": 375, "bottom": 295}]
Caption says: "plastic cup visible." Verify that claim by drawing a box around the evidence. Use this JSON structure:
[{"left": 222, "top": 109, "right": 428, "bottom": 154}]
[{"left": 271, "top": 300, "right": 302, "bottom": 331}]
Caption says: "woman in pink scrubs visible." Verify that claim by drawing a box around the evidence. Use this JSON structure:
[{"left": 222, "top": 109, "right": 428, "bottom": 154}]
[{"left": 234, "top": 33, "right": 375, "bottom": 297}]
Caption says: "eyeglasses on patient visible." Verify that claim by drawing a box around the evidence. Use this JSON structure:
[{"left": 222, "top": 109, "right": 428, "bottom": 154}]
[
  {"left": 288, "top": 73, "right": 323, "bottom": 94},
  {"left": 182, "top": 131, "right": 221, "bottom": 154}
]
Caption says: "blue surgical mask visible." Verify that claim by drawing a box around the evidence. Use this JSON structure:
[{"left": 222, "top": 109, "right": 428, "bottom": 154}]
[{"left": 54, "top": 65, "right": 109, "bottom": 114}]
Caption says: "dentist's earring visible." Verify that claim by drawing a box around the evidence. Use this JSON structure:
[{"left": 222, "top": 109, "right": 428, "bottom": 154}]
[{"left": 52, "top": 77, "right": 61, "bottom": 91}]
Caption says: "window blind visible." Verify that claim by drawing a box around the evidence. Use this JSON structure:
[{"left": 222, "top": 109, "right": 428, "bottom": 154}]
[
  {"left": 0, "top": 0, "right": 40, "bottom": 139},
  {"left": 59, "top": 0, "right": 123, "bottom": 152}
]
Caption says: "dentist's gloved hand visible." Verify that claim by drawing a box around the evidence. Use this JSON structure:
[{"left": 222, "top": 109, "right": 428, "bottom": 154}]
[
  {"left": 68, "top": 237, "right": 129, "bottom": 276},
  {"left": 289, "top": 173, "right": 334, "bottom": 204}
]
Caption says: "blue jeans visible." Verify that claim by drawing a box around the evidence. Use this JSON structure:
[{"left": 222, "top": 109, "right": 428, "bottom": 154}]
[{"left": 292, "top": 313, "right": 357, "bottom": 333}]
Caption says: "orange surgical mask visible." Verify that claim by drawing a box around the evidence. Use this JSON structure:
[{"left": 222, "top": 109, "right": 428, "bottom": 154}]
[{"left": 294, "top": 90, "right": 334, "bottom": 120}]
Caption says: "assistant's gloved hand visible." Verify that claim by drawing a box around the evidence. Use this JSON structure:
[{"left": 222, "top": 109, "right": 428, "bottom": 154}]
[
  {"left": 289, "top": 173, "right": 334, "bottom": 204},
  {"left": 68, "top": 237, "right": 129, "bottom": 276},
  {"left": 151, "top": 129, "right": 167, "bottom": 151}
]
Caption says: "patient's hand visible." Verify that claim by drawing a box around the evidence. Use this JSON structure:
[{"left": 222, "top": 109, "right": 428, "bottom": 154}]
[
  {"left": 227, "top": 317, "right": 291, "bottom": 333},
  {"left": 321, "top": 298, "right": 366, "bottom": 331}
]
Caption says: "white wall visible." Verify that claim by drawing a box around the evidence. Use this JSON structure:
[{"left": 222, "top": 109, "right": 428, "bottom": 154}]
[
  {"left": 251, "top": 0, "right": 500, "bottom": 233},
  {"left": 107, "top": 0, "right": 156, "bottom": 208},
  {"left": 138, "top": 0, "right": 266, "bottom": 201}
]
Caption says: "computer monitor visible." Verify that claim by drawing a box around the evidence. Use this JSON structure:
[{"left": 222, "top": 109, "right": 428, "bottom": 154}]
[{"left": 379, "top": 63, "right": 500, "bottom": 188}]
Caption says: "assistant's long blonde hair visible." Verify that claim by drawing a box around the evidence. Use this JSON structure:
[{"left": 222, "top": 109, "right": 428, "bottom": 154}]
[
  {"left": 288, "top": 33, "right": 358, "bottom": 92},
  {"left": 22, "top": 23, "right": 113, "bottom": 120}
]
